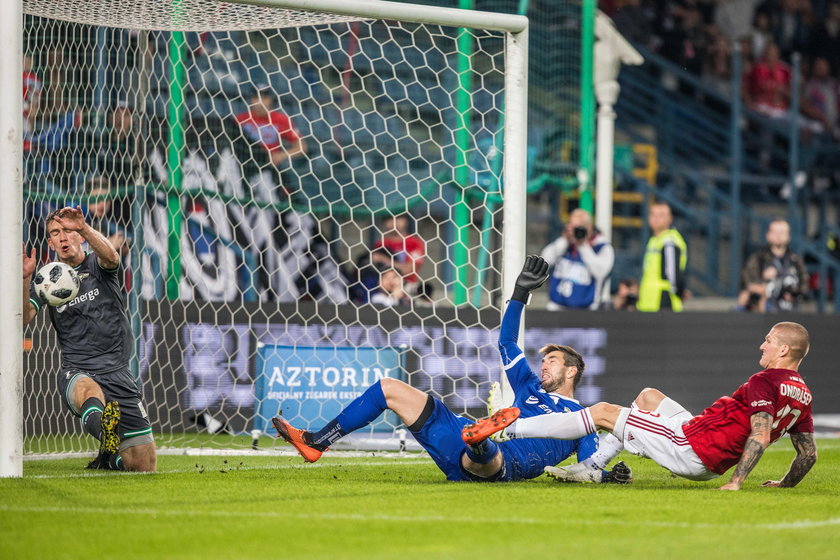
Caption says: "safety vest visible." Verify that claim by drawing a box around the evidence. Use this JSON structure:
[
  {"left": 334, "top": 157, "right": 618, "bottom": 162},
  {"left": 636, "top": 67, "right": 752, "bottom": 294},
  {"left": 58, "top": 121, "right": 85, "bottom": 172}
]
[{"left": 638, "top": 228, "right": 687, "bottom": 312}]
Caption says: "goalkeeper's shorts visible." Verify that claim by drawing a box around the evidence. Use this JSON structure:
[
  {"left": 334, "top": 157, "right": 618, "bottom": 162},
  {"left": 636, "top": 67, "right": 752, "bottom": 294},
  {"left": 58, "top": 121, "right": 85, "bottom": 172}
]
[{"left": 59, "top": 367, "right": 154, "bottom": 450}]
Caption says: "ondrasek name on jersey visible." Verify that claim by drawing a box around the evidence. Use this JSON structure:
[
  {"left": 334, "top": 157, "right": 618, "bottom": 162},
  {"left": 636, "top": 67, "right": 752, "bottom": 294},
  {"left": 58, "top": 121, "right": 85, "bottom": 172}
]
[
  {"left": 57, "top": 288, "right": 100, "bottom": 313},
  {"left": 780, "top": 383, "right": 812, "bottom": 405}
]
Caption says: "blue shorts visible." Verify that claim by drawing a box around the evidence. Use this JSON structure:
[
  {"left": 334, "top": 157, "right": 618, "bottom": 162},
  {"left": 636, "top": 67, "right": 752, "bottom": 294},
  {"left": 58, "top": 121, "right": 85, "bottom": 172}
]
[{"left": 411, "top": 397, "right": 513, "bottom": 482}]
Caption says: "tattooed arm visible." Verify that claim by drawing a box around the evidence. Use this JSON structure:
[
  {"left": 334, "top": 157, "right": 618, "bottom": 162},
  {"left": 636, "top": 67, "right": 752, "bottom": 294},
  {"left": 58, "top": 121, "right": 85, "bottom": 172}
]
[
  {"left": 719, "top": 411, "right": 773, "bottom": 491},
  {"left": 762, "top": 432, "right": 817, "bottom": 488}
]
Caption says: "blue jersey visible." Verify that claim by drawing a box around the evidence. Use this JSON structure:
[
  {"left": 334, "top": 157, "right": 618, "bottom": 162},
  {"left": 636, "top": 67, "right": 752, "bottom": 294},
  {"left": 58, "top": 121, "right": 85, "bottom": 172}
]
[
  {"left": 495, "top": 300, "right": 598, "bottom": 479},
  {"left": 546, "top": 240, "right": 610, "bottom": 309},
  {"left": 409, "top": 299, "right": 598, "bottom": 482}
]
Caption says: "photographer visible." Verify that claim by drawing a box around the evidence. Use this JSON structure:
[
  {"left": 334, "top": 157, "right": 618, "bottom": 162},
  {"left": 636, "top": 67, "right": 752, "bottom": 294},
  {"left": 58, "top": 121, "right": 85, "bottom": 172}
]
[
  {"left": 738, "top": 219, "right": 808, "bottom": 312},
  {"left": 611, "top": 277, "right": 640, "bottom": 311},
  {"left": 541, "top": 209, "right": 614, "bottom": 310}
]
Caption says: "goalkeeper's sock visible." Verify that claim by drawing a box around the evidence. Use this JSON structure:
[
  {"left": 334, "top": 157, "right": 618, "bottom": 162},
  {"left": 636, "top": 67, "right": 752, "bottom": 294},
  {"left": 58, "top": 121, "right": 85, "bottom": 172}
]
[
  {"left": 465, "top": 438, "right": 499, "bottom": 464},
  {"left": 81, "top": 397, "right": 105, "bottom": 441},
  {"left": 508, "top": 408, "right": 596, "bottom": 440},
  {"left": 309, "top": 381, "right": 388, "bottom": 450}
]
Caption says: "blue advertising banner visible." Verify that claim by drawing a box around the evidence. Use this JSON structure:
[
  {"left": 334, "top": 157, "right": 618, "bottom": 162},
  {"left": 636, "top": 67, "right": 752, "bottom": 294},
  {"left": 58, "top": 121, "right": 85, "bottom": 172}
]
[{"left": 253, "top": 345, "right": 405, "bottom": 432}]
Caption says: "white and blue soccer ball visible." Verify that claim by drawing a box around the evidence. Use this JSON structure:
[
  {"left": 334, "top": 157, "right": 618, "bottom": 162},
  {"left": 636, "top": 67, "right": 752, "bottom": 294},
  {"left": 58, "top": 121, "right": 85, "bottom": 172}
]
[{"left": 34, "top": 262, "right": 80, "bottom": 306}]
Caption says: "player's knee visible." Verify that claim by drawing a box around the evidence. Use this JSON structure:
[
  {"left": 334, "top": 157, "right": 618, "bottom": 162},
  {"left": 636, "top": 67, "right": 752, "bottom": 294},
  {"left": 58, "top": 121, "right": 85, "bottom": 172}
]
[
  {"left": 125, "top": 454, "right": 156, "bottom": 473},
  {"left": 634, "top": 388, "right": 666, "bottom": 411},
  {"left": 379, "top": 377, "right": 410, "bottom": 401},
  {"left": 72, "top": 377, "right": 105, "bottom": 407},
  {"left": 589, "top": 402, "right": 622, "bottom": 428},
  {"left": 590, "top": 401, "right": 618, "bottom": 414},
  {"left": 122, "top": 444, "right": 156, "bottom": 472}
]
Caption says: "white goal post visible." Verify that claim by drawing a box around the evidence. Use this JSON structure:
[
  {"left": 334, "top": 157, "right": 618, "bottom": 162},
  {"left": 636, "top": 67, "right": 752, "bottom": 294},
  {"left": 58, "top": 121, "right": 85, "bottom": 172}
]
[
  {"left": 2, "top": 0, "right": 529, "bottom": 477},
  {"left": 0, "top": 0, "right": 24, "bottom": 478}
]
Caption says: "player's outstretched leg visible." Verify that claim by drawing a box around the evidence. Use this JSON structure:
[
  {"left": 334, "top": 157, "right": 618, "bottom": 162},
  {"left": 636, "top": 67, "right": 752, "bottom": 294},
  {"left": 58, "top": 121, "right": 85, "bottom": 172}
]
[
  {"left": 272, "top": 417, "right": 325, "bottom": 463},
  {"left": 273, "top": 380, "right": 393, "bottom": 462},
  {"left": 461, "top": 407, "right": 520, "bottom": 445}
]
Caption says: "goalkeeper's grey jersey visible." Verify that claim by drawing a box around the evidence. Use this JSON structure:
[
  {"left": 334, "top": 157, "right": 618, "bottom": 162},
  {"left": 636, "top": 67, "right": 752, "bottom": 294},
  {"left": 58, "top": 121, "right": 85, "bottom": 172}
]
[{"left": 30, "top": 253, "right": 132, "bottom": 374}]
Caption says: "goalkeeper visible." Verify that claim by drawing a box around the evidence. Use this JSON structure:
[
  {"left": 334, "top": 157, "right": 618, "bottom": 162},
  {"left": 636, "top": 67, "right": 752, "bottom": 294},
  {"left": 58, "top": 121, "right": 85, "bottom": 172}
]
[
  {"left": 22, "top": 207, "right": 156, "bottom": 472},
  {"left": 273, "top": 255, "right": 630, "bottom": 483}
]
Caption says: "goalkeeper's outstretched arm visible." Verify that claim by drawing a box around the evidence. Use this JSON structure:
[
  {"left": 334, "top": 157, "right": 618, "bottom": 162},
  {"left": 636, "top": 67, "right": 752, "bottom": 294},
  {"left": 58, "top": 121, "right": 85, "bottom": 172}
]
[{"left": 498, "top": 255, "right": 550, "bottom": 387}]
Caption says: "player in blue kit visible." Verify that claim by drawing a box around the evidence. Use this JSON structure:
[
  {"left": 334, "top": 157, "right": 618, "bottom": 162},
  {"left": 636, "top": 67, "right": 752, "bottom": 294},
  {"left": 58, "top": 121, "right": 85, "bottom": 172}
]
[
  {"left": 273, "top": 255, "right": 630, "bottom": 483},
  {"left": 22, "top": 207, "right": 156, "bottom": 472}
]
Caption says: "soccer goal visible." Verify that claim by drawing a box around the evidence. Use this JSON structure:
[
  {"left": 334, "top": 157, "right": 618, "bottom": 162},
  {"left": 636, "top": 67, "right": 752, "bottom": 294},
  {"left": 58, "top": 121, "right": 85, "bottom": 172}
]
[{"left": 2, "top": 0, "right": 529, "bottom": 475}]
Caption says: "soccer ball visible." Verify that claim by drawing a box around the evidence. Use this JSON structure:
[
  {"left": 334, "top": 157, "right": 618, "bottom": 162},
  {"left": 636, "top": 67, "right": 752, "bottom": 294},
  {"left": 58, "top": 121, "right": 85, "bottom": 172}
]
[{"left": 34, "top": 262, "right": 80, "bottom": 306}]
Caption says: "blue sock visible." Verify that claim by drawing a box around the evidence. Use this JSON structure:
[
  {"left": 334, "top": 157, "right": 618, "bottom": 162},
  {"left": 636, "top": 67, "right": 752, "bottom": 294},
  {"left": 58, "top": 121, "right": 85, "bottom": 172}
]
[
  {"left": 465, "top": 438, "right": 499, "bottom": 464},
  {"left": 309, "top": 381, "right": 388, "bottom": 449}
]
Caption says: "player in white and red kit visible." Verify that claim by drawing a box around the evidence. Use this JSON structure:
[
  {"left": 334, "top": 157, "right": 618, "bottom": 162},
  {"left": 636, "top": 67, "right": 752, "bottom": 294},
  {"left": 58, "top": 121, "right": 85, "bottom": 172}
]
[{"left": 464, "top": 321, "right": 817, "bottom": 490}]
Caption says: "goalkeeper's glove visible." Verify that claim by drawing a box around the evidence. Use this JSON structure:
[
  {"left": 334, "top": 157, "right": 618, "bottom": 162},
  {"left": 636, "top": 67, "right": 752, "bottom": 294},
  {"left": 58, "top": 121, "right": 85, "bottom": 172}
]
[
  {"left": 511, "top": 254, "right": 549, "bottom": 304},
  {"left": 601, "top": 461, "right": 633, "bottom": 484}
]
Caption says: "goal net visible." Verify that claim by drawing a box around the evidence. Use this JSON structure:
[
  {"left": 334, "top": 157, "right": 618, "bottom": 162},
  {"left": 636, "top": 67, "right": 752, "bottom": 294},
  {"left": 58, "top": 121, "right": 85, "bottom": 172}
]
[{"left": 19, "top": 0, "right": 528, "bottom": 457}]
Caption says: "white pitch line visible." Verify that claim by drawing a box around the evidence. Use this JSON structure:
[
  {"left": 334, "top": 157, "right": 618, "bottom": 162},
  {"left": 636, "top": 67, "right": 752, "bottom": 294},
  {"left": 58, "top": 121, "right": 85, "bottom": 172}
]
[
  {"left": 0, "top": 503, "right": 836, "bottom": 531},
  {"left": 26, "top": 459, "right": 434, "bottom": 479},
  {"left": 20, "top": 440, "right": 840, "bottom": 478}
]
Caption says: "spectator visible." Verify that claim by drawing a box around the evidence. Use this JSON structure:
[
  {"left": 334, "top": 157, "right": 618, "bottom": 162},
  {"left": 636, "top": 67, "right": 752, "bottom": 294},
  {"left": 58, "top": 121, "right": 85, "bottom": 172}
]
[
  {"left": 772, "top": 0, "right": 809, "bottom": 59},
  {"left": 235, "top": 85, "right": 306, "bottom": 179},
  {"left": 745, "top": 42, "right": 791, "bottom": 120},
  {"left": 83, "top": 176, "right": 129, "bottom": 258},
  {"left": 808, "top": 2, "right": 840, "bottom": 74},
  {"left": 658, "top": 2, "right": 709, "bottom": 75},
  {"left": 611, "top": 277, "right": 640, "bottom": 311},
  {"left": 750, "top": 11, "right": 774, "bottom": 67},
  {"left": 373, "top": 214, "right": 426, "bottom": 295},
  {"left": 370, "top": 267, "right": 410, "bottom": 307},
  {"left": 715, "top": 0, "right": 763, "bottom": 43},
  {"left": 22, "top": 63, "right": 85, "bottom": 255},
  {"left": 22, "top": 54, "right": 42, "bottom": 153},
  {"left": 23, "top": 103, "right": 84, "bottom": 190},
  {"left": 638, "top": 202, "right": 688, "bottom": 312},
  {"left": 347, "top": 247, "right": 390, "bottom": 303},
  {"left": 96, "top": 100, "right": 142, "bottom": 186},
  {"left": 540, "top": 208, "right": 614, "bottom": 310},
  {"left": 612, "top": 0, "right": 655, "bottom": 48},
  {"left": 801, "top": 57, "right": 840, "bottom": 138},
  {"left": 22, "top": 53, "right": 48, "bottom": 256},
  {"left": 744, "top": 41, "right": 792, "bottom": 172},
  {"left": 738, "top": 219, "right": 808, "bottom": 312},
  {"left": 703, "top": 32, "right": 733, "bottom": 96}
]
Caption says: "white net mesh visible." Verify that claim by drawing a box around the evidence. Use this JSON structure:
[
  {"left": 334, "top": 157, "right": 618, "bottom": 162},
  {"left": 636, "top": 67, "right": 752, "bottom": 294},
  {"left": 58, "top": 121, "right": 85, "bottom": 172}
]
[
  {"left": 22, "top": 2, "right": 512, "bottom": 454},
  {"left": 24, "top": 0, "right": 362, "bottom": 31}
]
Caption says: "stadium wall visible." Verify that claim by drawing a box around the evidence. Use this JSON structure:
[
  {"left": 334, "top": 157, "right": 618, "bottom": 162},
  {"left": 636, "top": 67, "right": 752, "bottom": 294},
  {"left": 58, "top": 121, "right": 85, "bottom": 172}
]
[{"left": 23, "top": 303, "right": 840, "bottom": 438}]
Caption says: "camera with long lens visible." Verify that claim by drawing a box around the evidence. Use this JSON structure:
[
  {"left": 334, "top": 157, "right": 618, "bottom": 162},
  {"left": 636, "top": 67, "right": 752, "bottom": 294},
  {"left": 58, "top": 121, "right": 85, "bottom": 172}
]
[{"left": 573, "top": 226, "right": 588, "bottom": 241}]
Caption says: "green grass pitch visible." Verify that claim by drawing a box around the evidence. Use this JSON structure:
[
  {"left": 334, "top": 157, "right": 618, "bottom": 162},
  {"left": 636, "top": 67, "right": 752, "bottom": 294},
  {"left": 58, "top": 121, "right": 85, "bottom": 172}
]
[{"left": 2, "top": 438, "right": 839, "bottom": 560}]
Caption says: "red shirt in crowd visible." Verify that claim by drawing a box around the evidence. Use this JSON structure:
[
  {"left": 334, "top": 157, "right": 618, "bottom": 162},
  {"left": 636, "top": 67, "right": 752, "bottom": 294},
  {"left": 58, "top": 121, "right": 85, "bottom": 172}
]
[
  {"left": 746, "top": 62, "right": 792, "bottom": 111},
  {"left": 374, "top": 234, "right": 426, "bottom": 284},
  {"left": 235, "top": 111, "right": 301, "bottom": 155}
]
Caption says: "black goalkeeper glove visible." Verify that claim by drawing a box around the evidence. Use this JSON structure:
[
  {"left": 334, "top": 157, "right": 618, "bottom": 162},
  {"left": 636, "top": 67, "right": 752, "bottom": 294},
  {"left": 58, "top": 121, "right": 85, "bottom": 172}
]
[
  {"left": 601, "top": 461, "right": 633, "bottom": 484},
  {"left": 511, "top": 254, "right": 549, "bottom": 304}
]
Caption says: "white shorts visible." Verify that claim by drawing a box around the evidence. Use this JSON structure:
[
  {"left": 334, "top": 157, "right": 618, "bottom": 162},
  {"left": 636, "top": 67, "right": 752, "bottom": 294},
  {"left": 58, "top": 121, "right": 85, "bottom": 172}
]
[{"left": 613, "top": 398, "right": 718, "bottom": 481}]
